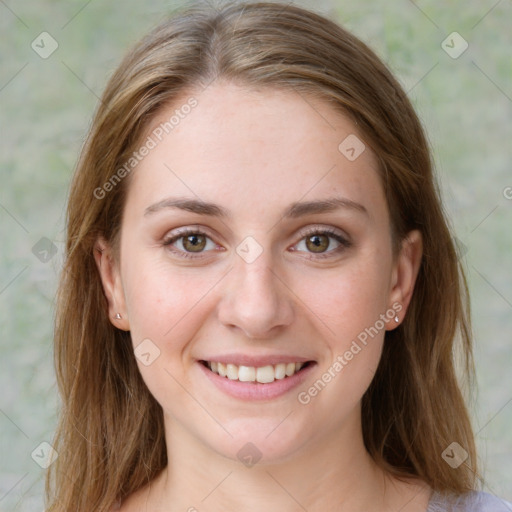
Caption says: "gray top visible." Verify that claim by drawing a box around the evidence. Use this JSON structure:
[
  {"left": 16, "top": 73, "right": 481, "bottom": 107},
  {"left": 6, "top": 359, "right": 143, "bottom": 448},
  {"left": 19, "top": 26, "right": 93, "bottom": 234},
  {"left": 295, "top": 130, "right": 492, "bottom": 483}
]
[
  {"left": 111, "top": 490, "right": 512, "bottom": 511},
  {"left": 427, "top": 490, "right": 512, "bottom": 511}
]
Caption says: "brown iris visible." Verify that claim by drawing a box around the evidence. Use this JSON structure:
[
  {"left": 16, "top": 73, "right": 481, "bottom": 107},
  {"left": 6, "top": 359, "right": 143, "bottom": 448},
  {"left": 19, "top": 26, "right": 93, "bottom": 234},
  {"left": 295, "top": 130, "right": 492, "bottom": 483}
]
[
  {"left": 183, "top": 234, "right": 207, "bottom": 252},
  {"left": 305, "top": 234, "right": 330, "bottom": 253}
]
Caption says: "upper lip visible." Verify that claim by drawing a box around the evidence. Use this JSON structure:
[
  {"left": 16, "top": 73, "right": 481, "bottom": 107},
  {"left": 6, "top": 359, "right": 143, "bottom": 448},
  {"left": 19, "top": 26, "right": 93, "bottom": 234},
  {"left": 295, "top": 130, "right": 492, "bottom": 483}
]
[{"left": 199, "top": 354, "right": 315, "bottom": 367}]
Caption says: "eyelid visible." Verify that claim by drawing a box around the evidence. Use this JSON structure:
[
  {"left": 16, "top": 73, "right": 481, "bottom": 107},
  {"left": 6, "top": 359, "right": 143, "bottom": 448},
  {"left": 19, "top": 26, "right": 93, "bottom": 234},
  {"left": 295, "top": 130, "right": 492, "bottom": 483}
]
[
  {"left": 297, "top": 225, "right": 349, "bottom": 241},
  {"left": 163, "top": 225, "right": 215, "bottom": 240}
]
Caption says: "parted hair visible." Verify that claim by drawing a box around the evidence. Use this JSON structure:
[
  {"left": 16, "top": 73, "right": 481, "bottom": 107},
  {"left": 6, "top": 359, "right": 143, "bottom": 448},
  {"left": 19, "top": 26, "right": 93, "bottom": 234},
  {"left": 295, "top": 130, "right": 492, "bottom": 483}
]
[{"left": 46, "top": 2, "right": 477, "bottom": 510}]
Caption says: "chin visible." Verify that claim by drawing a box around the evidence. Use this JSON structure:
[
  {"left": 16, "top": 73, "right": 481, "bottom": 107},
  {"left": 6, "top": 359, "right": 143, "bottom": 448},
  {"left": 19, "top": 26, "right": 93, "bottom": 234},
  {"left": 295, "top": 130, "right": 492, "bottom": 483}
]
[{"left": 203, "top": 416, "right": 314, "bottom": 466}]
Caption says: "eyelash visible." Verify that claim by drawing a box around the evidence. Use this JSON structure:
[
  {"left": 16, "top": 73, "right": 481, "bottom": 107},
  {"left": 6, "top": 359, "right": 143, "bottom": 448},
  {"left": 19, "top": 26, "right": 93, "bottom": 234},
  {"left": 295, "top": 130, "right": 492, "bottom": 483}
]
[{"left": 162, "top": 226, "right": 352, "bottom": 260}]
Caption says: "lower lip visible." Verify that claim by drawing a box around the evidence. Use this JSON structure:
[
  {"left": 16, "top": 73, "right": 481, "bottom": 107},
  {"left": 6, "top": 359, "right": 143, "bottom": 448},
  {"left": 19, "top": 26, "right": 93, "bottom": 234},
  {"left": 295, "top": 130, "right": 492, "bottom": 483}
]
[{"left": 197, "top": 361, "right": 316, "bottom": 401}]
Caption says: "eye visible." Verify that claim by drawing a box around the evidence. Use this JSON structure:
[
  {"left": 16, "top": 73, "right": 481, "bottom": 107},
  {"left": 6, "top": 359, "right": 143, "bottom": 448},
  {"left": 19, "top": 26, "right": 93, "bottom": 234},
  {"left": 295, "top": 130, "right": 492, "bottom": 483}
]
[
  {"left": 163, "top": 226, "right": 351, "bottom": 260},
  {"left": 292, "top": 228, "right": 351, "bottom": 257},
  {"left": 163, "top": 228, "right": 218, "bottom": 258}
]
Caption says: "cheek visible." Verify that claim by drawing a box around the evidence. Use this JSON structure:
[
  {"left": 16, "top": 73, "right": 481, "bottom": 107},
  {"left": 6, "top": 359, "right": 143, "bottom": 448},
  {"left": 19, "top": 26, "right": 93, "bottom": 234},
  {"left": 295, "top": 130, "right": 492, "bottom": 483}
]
[
  {"left": 297, "top": 258, "right": 392, "bottom": 342},
  {"left": 121, "top": 261, "right": 218, "bottom": 409},
  {"left": 294, "top": 268, "right": 387, "bottom": 414},
  {"left": 289, "top": 251, "right": 391, "bottom": 398},
  {"left": 122, "top": 254, "right": 224, "bottom": 355}
]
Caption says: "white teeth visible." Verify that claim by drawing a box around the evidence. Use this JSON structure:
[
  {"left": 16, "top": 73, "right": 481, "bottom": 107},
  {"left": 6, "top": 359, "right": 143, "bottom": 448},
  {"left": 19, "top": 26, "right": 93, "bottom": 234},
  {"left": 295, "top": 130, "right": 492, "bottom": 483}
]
[
  {"left": 205, "top": 360, "right": 308, "bottom": 382},
  {"left": 226, "top": 363, "right": 238, "bottom": 380},
  {"left": 274, "top": 363, "right": 286, "bottom": 380},
  {"left": 238, "top": 365, "right": 256, "bottom": 382},
  {"left": 256, "top": 365, "right": 275, "bottom": 384},
  {"left": 285, "top": 362, "right": 296, "bottom": 377},
  {"left": 217, "top": 362, "right": 227, "bottom": 377}
]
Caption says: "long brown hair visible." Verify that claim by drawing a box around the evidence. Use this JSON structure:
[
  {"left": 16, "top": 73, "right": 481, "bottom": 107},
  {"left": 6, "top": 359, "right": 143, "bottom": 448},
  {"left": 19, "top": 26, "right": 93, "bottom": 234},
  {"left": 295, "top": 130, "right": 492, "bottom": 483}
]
[{"left": 46, "top": 2, "right": 477, "bottom": 510}]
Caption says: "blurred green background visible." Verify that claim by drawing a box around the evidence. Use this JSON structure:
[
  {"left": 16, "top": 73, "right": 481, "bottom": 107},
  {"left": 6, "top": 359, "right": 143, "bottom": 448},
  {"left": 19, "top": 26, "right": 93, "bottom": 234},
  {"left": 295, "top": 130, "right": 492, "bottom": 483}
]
[{"left": 1, "top": 0, "right": 511, "bottom": 510}]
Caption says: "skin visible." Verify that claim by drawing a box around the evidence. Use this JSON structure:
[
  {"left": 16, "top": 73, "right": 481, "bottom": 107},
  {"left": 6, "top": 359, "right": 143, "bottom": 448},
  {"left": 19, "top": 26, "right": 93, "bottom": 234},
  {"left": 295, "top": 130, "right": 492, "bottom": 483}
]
[{"left": 96, "top": 81, "right": 428, "bottom": 511}]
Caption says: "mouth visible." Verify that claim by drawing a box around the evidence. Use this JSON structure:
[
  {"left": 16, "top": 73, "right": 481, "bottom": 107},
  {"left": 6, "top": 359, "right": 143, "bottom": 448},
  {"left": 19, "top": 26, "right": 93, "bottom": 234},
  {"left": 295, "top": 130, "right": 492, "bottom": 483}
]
[
  {"left": 200, "top": 360, "right": 314, "bottom": 383},
  {"left": 197, "top": 358, "right": 316, "bottom": 400}
]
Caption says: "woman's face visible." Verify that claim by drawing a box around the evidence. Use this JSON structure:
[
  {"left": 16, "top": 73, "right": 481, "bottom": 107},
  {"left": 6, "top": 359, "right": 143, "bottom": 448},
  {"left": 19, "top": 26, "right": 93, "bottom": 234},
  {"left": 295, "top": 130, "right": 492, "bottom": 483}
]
[{"left": 97, "top": 82, "right": 421, "bottom": 464}]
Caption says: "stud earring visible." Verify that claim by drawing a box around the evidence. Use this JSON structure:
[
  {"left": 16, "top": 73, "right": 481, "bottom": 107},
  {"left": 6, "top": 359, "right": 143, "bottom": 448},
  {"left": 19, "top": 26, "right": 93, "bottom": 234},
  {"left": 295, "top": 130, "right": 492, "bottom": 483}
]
[
  {"left": 114, "top": 313, "right": 122, "bottom": 320},
  {"left": 394, "top": 315, "right": 399, "bottom": 323}
]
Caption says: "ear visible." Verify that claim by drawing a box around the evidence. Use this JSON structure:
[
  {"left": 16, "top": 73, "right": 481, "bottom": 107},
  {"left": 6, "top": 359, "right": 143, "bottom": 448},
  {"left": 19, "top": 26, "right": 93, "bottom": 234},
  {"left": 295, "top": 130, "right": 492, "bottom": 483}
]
[
  {"left": 94, "top": 237, "right": 130, "bottom": 331},
  {"left": 386, "top": 229, "right": 423, "bottom": 330}
]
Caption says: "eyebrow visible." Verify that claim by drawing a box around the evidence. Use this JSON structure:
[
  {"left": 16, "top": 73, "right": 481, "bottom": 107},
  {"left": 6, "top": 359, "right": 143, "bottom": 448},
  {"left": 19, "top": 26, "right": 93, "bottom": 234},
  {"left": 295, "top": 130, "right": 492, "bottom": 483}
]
[{"left": 144, "top": 196, "right": 368, "bottom": 218}]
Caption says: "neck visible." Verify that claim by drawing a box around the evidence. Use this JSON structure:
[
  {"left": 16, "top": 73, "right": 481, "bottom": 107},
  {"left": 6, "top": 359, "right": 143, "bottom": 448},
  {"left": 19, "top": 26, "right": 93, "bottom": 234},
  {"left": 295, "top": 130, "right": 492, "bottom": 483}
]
[{"left": 149, "top": 413, "right": 397, "bottom": 512}]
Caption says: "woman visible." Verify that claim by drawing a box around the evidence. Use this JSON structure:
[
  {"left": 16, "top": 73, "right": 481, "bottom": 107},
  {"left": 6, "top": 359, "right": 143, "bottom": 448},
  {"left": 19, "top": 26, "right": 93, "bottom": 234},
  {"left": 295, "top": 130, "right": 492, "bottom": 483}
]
[{"left": 46, "top": 2, "right": 511, "bottom": 511}]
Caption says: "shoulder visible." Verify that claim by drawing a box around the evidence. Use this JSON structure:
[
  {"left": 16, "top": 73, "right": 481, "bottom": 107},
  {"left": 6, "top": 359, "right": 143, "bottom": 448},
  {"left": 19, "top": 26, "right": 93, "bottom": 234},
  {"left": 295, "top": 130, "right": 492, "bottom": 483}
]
[
  {"left": 466, "top": 491, "right": 512, "bottom": 511},
  {"left": 428, "top": 490, "right": 512, "bottom": 511}
]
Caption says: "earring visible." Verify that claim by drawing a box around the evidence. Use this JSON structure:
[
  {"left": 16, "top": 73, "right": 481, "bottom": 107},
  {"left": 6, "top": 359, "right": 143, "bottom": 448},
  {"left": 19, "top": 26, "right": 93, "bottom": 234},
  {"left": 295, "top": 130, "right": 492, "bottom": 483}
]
[
  {"left": 114, "top": 313, "right": 122, "bottom": 320},
  {"left": 394, "top": 315, "right": 399, "bottom": 323}
]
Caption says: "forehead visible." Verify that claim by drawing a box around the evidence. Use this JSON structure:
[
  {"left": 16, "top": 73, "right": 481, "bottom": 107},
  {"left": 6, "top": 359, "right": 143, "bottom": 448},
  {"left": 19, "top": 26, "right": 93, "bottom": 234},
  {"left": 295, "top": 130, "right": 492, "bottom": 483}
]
[{"left": 124, "top": 82, "right": 385, "bottom": 223}]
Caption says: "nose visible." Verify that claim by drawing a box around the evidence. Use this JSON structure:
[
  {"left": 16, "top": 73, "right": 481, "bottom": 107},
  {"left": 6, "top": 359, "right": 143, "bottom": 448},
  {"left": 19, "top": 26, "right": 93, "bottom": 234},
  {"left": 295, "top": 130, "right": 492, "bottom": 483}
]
[{"left": 217, "top": 253, "right": 295, "bottom": 339}]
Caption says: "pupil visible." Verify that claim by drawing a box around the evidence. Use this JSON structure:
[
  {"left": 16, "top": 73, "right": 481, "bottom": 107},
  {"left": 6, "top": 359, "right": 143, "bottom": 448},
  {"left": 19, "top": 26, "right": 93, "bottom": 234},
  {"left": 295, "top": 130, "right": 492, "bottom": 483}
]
[
  {"left": 184, "top": 234, "right": 206, "bottom": 252},
  {"left": 306, "top": 234, "right": 328, "bottom": 253}
]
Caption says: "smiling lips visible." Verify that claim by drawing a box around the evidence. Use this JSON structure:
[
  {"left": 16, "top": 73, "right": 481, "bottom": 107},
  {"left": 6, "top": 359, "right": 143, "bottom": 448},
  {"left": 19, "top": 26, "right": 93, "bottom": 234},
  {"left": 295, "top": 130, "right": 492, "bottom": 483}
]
[{"left": 203, "top": 361, "right": 308, "bottom": 383}]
